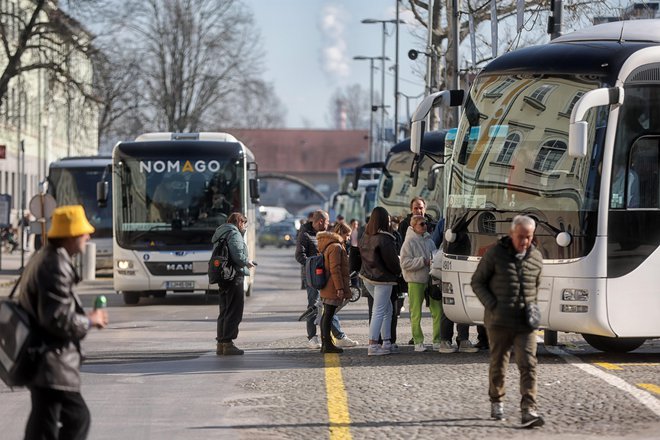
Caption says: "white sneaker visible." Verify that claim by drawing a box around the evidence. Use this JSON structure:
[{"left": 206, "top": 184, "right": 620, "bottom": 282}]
[
  {"left": 368, "top": 344, "right": 390, "bottom": 356},
  {"left": 432, "top": 342, "right": 442, "bottom": 351},
  {"left": 336, "top": 336, "right": 358, "bottom": 347},
  {"left": 458, "top": 340, "right": 479, "bottom": 353},
  {"left": 437, "top": 340, "right": 458, "bottom": 353},
  {"left": 308, "top": 336, "right": 321, "bottom": 349},
  {"left": 383, "top": 342, "right": 400, "bottom": 354},
  {"left": 414, "top": 343, "right": 428, "bottom": 352}
]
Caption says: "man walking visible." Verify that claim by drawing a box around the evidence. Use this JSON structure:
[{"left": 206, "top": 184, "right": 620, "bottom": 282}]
[
  {"left": 295, "top": 210, "right": 357, "bottom": 349},
  {"left": 471, "top": 215, "right": 544, "bottom": 428}
]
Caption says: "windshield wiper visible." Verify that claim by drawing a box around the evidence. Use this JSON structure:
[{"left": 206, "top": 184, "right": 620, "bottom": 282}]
[{"left": 122, "top": 224, "right": 172, "bottom": 244}]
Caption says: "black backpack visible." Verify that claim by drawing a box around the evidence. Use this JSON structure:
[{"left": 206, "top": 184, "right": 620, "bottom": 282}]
[
  {"left": 208, "top": 237, "right": 236, "bottom": 284},
  {"left": 305, "top": 253, "right": 328, "bottom": 290}
]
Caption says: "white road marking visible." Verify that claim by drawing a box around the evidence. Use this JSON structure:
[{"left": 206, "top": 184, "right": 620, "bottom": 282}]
[{"left": 542, "top": 339, "right": 660, "bottom": 418}]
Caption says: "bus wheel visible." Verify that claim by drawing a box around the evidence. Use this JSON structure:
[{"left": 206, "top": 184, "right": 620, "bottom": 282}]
[
  {"left": 123, "top": 291, "right": 141, "bottom": 305},
  {"left": 543, "top": 330, "right": 558, "bottom": 347},
  {"left": 582, "top": 334, "right": 646, "bottom": 353}
]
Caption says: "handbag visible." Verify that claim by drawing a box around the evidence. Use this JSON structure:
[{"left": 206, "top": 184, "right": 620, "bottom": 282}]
[
  {"left": 208, "top": 237, "right": 236, "bottom": 284},
  {"left": 0, "top": 277, "right": 43, "bottom": 388}
]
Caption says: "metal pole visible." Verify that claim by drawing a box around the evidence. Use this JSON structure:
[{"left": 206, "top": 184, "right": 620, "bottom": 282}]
[
  {"left": 394, "top": 0, "right": 400, "bottom": 142},
  {"left": 451, "top": 0, "right": 460, "bottom": 125},
  {"left": 426, "top": 0, "right": 435, "bottom": 130},
  {"left": 380, "top": 23, "right": 387, "bottom": 162},
  {"left": 20, "top": 140, "right": 25, "bottom": 270},
  {"left": 369, "top": 59, "right": 375, "bottom": 163}
]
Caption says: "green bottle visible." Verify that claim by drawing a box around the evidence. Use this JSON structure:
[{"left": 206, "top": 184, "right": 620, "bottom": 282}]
[{"left": 94, "top": 295, "right": 107, "bottom": 310}]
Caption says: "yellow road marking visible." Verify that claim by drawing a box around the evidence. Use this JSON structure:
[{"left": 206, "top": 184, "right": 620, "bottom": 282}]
[
  {"left": 638, "top": 383, "right": 660, "bottom": 396},
  {"left": 324, "top": 353, "right": 352, "bottom": 440},
  {"left": 618, "top": 363, "right": 660, "bottom": 367},
  {"left": 594, "top": 362, "right": 623, "bottom": 370}
]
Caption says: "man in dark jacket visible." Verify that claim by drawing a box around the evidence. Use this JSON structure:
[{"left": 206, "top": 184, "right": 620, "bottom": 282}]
[
  {"left": 471, "top": 214, "right": 544, "bottom": 428},
  {"left": 295, "top": 210, "right": 356, "bottom": 349},
  {"left": 18, "top": 205, "right": 108, "bottom": 440}
]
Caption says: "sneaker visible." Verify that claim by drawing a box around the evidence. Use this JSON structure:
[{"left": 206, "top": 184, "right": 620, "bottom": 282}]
[
  {"left": 367, "top": 344, "right": 390, "bottom": 356},
  {"left": 222, "top": 342, "right": 244, "bottom": 355},
  {"left": 335, "top": 336, "right": 358, "bottom": 347},
  {"left": 491, "top": 402, "right": 504, "bottom": 421},
  {"left": 437, "top": 340, "right": 458, "bottom": 353},
  {"left": 432, "top": 342, "right": 441, "bottom": 351},
  {"left": 414, "top": 343, "right": 428, "bottom": 352},
  {"left": 308, "top": 335, "right": 322, "bottom": 349},
  {"left": 521, "top": 410, "right": 545, "bottom": 428},
  {"left": 458, "top": 340, "right": 480, "bottom": 353},
  {"left": 383, "top": 342, "right": 400, "bottom": 354}
]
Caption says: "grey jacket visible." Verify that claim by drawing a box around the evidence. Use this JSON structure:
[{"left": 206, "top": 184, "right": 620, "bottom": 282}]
[
  {"left": 471, "top": 236, "right": 542, "bottom": 330},
  {"left": 400, "top": 227, "right": 436, "bottom": 284},
  {"left": 212, "top": 223, "right": 250, "bottom": 276},
  {"left": 18, "top": 244, "right": 90, "bottom": 391},
  {"left": 294, "top": 222, "right": 318, "bottom": 286}
]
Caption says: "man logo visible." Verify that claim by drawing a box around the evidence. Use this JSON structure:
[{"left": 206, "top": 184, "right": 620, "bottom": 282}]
[{"left": 166, "top": 263, "right": 193, "bottom": 271}]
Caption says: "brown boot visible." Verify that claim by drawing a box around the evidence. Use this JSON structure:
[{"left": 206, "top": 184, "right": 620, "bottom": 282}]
[
  {"left": 216, "top": 343, "right": 224, "bottom": 355},
  {"left": 222, "top": 342, "right": 244, "bottom": 355}
]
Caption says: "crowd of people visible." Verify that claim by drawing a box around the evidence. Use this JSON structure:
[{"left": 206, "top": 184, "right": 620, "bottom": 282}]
[{"left": 290, "top": 198, "right": 545, "bottom": 428}]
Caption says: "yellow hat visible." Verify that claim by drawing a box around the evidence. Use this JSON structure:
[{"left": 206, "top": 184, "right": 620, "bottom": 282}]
[{"left": 47, "top": 205, "right": 96, "bottom": 239}]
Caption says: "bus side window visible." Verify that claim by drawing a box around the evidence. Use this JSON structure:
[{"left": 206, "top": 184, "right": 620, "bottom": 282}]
[{"left": 630, "top": 138, "right": 660, "bottom": 209}]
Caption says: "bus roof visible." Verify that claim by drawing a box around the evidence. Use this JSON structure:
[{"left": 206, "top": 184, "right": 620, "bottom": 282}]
[
  {"left": 482, "top": 19, "right": 660, "bottom": 84},
  {"left": 49, "top": 156, "right": 111, "bottom": 168},
  {"left": 134, "top": 132, "right": 239, "bottom": 142}
]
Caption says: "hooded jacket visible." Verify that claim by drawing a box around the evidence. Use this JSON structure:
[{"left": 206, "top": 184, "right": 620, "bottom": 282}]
[
  {"left": 294, "top": 221, "right": 319, "bottom": 286},
  {"left": 358, "top": 230, "right": 401, "bottom": 284},
  {"left": 400, "top": 226, "right": 437, "bottom": 284},
  {"left": 18, "top": 244, "right": 90, "bottom": 391},
  {"left": 471, "top": 236, "right": 543, "bottom": 330},
  {"left": 317, "top": 231, "right": 352, "bottom": 301},
  {"left": 211, "top": 223, "right": 250, "bottom": 276}
]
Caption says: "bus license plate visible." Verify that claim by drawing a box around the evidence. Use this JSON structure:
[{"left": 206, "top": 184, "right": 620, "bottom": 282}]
[{"left": 165, "top": 281, "right": 195, "bottom": 289}]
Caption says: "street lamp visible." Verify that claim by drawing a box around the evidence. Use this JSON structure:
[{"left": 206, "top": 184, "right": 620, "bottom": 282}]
[
  {"left": 353, "top": 55, "right": 389, "bottom": 162},
  {"left": 361, "top": 18, "right": 404, "bottom": 156}
]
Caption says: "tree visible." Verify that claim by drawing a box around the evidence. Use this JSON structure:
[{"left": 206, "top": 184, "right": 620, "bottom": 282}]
[
  {"left": 405, "top": 0, "right": 619, "bottom": 129},
  {"left": 327, "top": 84, "right": 370, "bottom": 130}
]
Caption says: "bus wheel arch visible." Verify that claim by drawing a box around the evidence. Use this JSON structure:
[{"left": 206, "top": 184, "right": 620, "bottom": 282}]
[{"left": 582, "top": 334, "right": 646, "bottom": 353}]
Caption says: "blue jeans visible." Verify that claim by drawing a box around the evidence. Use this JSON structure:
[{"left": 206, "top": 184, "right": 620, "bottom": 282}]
[
  {"left": 364, "top": 281, "right": 393, "bottom": 342},
  {"left": 306, "top": 286, "right": 343, "bottom": 339}
]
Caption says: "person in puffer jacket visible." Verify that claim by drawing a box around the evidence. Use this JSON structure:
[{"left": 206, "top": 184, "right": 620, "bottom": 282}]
[
  {"left": 400, "top": 215, "right": 440, "bottom": 353},
  {"left": 471, "top": 214, "right": 544, "bottom": 428},
  {"left": 317, "top": 223, "right": 353, "bottom": 353}
]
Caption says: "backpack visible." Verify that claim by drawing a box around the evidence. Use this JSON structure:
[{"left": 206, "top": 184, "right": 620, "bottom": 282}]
[
  {"left": 305, "top": 253, "right": 328, "bottom": 290},
  {"left": 0, "top": 279, "right": 43, "bottom": 388},
  {"left": 208, "top": 236, "right": 236, "bottom": 284}
]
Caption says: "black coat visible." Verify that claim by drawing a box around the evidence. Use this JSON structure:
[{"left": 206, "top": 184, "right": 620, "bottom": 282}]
[
  {"left": 18, "top": 244, "right": 90, "bottom": 391},
  {"left": 295, "top": 222, "right": 319, "bottom": 287},
  {"left": 358, "top": 231, "right": 401, "bottom": 284}
]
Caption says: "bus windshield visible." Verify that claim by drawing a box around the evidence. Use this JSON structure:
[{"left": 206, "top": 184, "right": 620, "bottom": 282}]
[
  {"left": 446, "top": 74, "right": 606, "bottom": 259},
  {"left": 114, "top": 151, "right": 243, "bottom": 250},
  {"left": 49, "top": 166, "right": 112, "bottom": 238}
]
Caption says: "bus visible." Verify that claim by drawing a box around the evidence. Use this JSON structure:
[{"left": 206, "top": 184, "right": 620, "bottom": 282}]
[
  {"left": 376, "top": 131, "right": 448, "bottom": 220},
  {"left": 409, "top": 19, "right": 660, "bottom": 352},
  {"left": 103, "top": 132, "right": 260, "bottom": 305},
  {"left": 328, "top": 168, "right": 380, "bottom": 223},
  {"left": 48, "top": 156, "right": 113, "bottom": 270}
]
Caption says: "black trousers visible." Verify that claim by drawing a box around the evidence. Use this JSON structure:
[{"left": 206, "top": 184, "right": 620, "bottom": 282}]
[
  {"left": 217, "top": 276, "right": 245, "bottom": 343},
  {"left": 25, "top": 386, "right": 90, "bottom": 440}
]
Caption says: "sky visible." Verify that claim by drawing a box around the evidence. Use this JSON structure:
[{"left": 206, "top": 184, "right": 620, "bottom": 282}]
[{"left": 241, "top": 0, "right": 426, "bottom": 129}]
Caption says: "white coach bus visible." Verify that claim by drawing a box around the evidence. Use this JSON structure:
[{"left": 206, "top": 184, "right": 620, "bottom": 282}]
[
  {"left": 409, "top": 20, "right": 660, "bottom": 352},
  {"left": 101, "top": 132, "right": 260, "bottom": 305}
]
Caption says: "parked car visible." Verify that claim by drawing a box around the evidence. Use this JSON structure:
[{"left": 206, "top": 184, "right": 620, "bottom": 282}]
[{"left": 258, "top": 221, "right": 298, "bottom": 248}]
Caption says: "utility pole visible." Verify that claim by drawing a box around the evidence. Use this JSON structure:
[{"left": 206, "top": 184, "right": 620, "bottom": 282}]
[{"left": 394, "top": 0, "right": 400, "bottom": 142}]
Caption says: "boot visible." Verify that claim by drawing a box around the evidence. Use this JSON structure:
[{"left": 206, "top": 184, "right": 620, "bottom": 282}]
[
  {"left": 321, "top": 337, "right": 344, "bottom": 354},
  {"left": 222, "top": 342, "right": 244, "bottom": 355},
  {"left": 521, "top": 409, "right": 545, "bottom": 428},
  {"left": 216, "top": 343, "right": 224, "bottom": 356},
  {"left": 320, "top": 305, "right": 342, "bottom": 353}
]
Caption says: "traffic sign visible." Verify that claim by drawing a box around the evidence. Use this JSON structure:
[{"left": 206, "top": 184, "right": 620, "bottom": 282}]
[{"left": 29, "top": 194, "right": 57, "bottom": 219}]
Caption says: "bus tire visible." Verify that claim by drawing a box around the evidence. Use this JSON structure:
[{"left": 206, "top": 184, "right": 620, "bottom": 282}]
[
  {"left": 123, "top": 291, "right": 141, "bottom": 305},
  {"left": 582, "top": 334, "right": 646, "bottom": 353},
  {"left": 543, "top": 330, "right": 558, "bottom": 347}
]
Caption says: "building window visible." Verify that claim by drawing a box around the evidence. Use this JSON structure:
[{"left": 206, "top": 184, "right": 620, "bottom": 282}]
[
  {"left": 565, "top": 91, "right": 585, "bottom": 115},
  {"left": 534, "top": 140, "right": 566, "bottom": 172},
  {"left": 529, "top": 84, "right": 555, "bottom": 103},
  {"left": 484, "top": 77, "right": 515, "bottom": 98},
  {"left": 496, "top": 132, "right": 521, "bottom": 165}
]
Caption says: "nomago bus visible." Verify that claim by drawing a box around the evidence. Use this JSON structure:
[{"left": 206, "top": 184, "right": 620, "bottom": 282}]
[
  {"left": 99, "top": 132, "right": 260, "bottom": 305},
  {"left": 409, "top": 20, "right": 660, "bottom": 352},
  {"left": 48, "top": 156, "right": 113, "bottom": 270}
]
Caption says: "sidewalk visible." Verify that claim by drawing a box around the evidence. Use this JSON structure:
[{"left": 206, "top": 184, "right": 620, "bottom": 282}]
[{"left": 0, "top": 248, "right": 33, "bottom": 293}]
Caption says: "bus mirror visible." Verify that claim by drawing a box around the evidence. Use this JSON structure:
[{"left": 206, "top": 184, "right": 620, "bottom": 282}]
[
  {"left": 382, "top": 175, "right": 393, "bottom": 198},
  {"left": 249, "top": 178, "right": 260, "bottom": 204},
  {"left": 410, "top": 120, "right": 425, "bottom": 154},
  {"left": 568, "top": 121, "right": 588, "bottom": 157},
  {"left": 97, "top": 181, "right": 108, "bottom": 208}
]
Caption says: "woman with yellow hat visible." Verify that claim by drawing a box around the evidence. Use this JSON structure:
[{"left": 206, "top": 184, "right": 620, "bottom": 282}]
[{"left": 18, "top": 205, "right": 109, "bottom": 440}]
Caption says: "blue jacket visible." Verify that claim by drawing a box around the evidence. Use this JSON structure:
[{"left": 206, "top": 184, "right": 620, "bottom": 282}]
[{"left": 212, "top": 223, "right": 250, "bottom": 276}]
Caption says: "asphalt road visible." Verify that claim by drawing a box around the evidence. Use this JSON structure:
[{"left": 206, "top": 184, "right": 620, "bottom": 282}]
[{"left": 1, "top": 247, "right": 659, "bottom": 439}]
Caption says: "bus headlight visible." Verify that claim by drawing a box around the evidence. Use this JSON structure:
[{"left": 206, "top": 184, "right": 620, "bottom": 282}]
[
  {"left": 443, "top": 297, "right": 455, "bottom": 305},
  {"left": 441, "top": 282, "right": 453, "bottom": 295},
  {"left": 562, "top": 288, "right": 589, "bottom": 301},
  {"left": 561, "top": 304, "right": 588, "bottom": 313},
  {"left": 117, "top": 260, "right": 134, "bottom": 270}
]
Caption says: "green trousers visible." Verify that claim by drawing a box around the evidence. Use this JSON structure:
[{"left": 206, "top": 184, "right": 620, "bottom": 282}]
[{"left": 408, "top": 281, "right": 442, "bottom": 344}]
